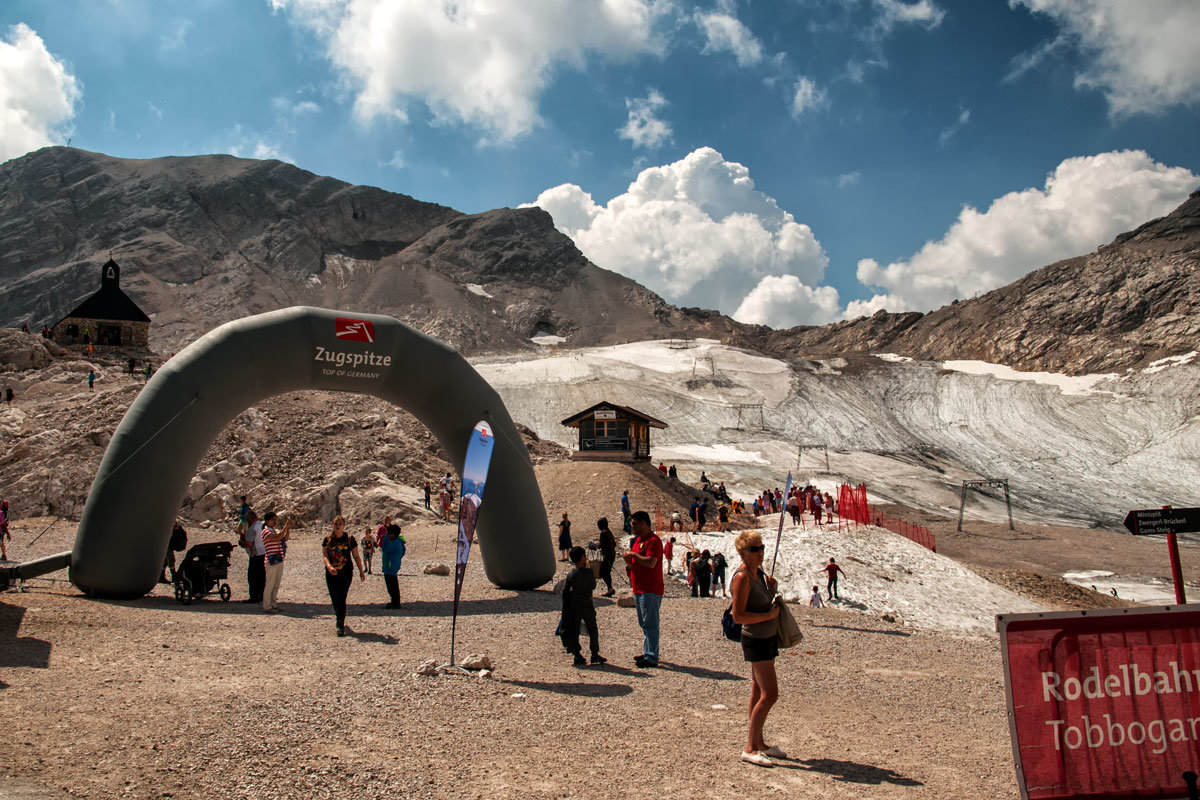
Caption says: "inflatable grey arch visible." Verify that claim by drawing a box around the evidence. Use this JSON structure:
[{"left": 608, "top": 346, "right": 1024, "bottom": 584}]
[{"left": 69, "top": 307, "right": 555, "bottom": 598}]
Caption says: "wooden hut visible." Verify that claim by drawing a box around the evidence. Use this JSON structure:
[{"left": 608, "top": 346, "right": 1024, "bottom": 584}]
[{"left": 560, "top": 402, "right": 667, "bottom": 462}]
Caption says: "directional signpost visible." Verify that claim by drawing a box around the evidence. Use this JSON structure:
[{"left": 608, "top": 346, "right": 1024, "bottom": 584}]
[
  {"left": 1124, "top": 506, "right": 1200, "bottom": 605},
  {"left": 1123, "top": 507, "right": 1200, "bottom": 536}
]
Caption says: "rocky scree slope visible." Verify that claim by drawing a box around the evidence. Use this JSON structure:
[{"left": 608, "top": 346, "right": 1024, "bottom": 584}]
[
  {"left": 0, "top": 147, "right": 732, "bottom": 355},
  {"left": 0, "top": 328, "right": 569, "bottom": 528},
  {"left": 754, "top": 190, "right": 1200, "bottom": 374}
]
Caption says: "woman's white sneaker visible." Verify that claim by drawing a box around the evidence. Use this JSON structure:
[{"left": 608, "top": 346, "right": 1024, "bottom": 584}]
[
  {"left": 741, "top": 751, "right": 774, "bottom": 767},
  {"left": 761, "top": 745, "right": 788, "bottom": 759}
]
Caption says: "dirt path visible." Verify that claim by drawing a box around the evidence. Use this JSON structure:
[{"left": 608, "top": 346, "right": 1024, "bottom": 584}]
[{"left": 3, "top": 513, "right": 1017, "bottom": 800}]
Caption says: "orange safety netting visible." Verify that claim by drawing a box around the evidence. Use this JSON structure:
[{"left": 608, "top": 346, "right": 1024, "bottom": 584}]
[{"left": 837, "top": 483, "right": 935, "bottom": 552}]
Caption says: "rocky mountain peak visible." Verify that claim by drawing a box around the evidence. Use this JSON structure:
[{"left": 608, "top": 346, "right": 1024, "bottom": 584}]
[{"left": 1, "top": 147, "right": 1196, "bottom": 373}]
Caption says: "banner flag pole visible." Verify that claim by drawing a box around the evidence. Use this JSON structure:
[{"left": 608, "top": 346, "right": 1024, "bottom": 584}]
[
  {"left": 448, "top": 420, "right": 496, "bottom": 669},
  {"left": 770, "top": 471, "right": 792, "bottom": 578}
]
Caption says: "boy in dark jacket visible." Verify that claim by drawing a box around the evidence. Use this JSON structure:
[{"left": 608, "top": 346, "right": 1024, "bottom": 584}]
[{"left": 561, "top": 546, "right": 605, "bottom": 666}]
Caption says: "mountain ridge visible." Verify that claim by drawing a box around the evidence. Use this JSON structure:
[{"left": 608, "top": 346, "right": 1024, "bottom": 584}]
[{"left": 1, "top": 146, "right": 1196, "bottom": 373}]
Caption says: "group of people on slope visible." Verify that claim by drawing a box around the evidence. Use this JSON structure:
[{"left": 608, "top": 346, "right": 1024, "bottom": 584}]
[
  {"left": 235, "top": 497, "right": 407, "bottom": 636},
  {"left": 751, "top": 484, "right": 836, "bottom": 525}
]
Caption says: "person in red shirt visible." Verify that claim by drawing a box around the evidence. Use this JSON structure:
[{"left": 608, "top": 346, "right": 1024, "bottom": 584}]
[
  {"left": 819, "top": 557, "right": 846, "bottom": 600},
  {"left": 622, "top": 510, "right": 663, "bottom": 667}
]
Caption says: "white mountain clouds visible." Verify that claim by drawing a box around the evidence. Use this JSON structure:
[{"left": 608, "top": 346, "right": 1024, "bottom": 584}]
[
  {"left": 522, "top": 147, "right": 830, "bottom": 321},
  {"left": 1011, "top": 0, "right": 1200, "bottom": 115},
  {"left": 270, "top": 0, "right": 668, "bottom": 141},
  {"left": 849, "top": 150, "right": 1198, "bottom": 318},
  {"left": 528, "top": 148, "right": 1196, "bottom": 329},
  {"left": 0, "top": 23, "right": 80, "bottom": 162},
  {"left": 733, "top": 276, "right": 841, "bottom": 327}
]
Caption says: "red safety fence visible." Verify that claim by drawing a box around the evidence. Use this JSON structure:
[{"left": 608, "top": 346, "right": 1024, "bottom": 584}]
[
  {"left": 838, "top": 483, "right": 936, "bottom": 552},
  {"left": 838, "top": 484, "right": 870, "bottom": 524}
]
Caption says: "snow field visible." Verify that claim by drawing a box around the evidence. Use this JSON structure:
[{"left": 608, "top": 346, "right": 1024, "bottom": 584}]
[
  {"left": 682, "top": 523, "right": 1043, "bottom": 637},
  {"left": 474, "top": 338, "right": 1200, "bottom": 531}
]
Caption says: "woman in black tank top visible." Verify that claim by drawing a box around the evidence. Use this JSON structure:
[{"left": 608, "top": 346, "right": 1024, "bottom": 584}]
[{"left": 730, "top": 531, "right": 784, "bottom": 767}]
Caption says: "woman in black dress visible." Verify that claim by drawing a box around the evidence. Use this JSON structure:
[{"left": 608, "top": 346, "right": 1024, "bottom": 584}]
[
  {"left": 321, "top": 515, "right": 365, "bottom": 637},
  {"left": 557, "top": 512, "right": 572, "bottom": 562}
]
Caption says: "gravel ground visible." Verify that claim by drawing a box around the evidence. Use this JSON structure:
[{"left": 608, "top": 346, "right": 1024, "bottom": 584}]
[{"left": 3, "top": 509, "right": 1017, "bottom": 800}]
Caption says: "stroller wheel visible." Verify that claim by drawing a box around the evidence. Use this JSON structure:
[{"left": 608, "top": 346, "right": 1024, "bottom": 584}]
[
  {"left": 173, "top": 580, "right": 186, "bottom": 604},
  {"left": 179, "top": 576, "right": 193, "bottom": 605},
  {"left": 219, "top": 583, "right": 231, "bottom": 602}
]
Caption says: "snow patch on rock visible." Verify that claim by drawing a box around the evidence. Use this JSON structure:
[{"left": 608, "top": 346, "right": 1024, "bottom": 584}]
[
  {"left": 689, "top": 523, "right": 1042, "bottom": 636},
  {"left": 940, "top": 359, "right": 1118, "bottom": 396}
]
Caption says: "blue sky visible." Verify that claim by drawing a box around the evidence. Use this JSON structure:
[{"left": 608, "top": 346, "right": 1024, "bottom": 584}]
[{"left": 2, "top": 0, "right": 1198, "bottom": 328}]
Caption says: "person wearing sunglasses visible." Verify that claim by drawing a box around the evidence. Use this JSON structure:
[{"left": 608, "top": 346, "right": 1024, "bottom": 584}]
[{"left": 730, "top": 531, "right": 784, "bottom": 767}]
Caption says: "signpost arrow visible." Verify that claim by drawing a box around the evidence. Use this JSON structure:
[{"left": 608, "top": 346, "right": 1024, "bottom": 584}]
[
  {"left": 1125, "top": 506, "right": 1198, "bottom": 605},
  {"left": 1123, "top": 507, "right": 1200, "bottom": 536}
]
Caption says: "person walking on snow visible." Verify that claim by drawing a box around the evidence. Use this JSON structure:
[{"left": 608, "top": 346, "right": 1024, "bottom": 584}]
[{"left": 819, "top": 557, "right": 845, "bottom": 601}]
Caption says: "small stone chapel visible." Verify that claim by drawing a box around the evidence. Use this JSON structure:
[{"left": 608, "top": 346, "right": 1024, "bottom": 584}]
[{"left": 53, "top": 258, "right": 151, "bottom": 348}]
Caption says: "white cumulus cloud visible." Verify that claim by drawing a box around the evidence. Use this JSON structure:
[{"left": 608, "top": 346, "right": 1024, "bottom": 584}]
[
  {"left": 733, "top": 275, "right": 841, "bottom": 328},
  {"left": 618, "top": 89, "right": 672, "bottom": 149},
  {"left": 0, "top": 23, "right": 81, "bottom": 162},
  {"left": 1010, "top": 0, "right": 1200, "bottom": 115},
  {"left": 849, "top": 150, "right": 1199, "bottom": 318},
  {"left": 695, "top": 10, "right": 763, "bottom": 66},
  {"left": 271, "top": 0, "right": 669, "bottom": 142},
  {"left": 522, "top": 147, "right": 830, "bottom": 319}
]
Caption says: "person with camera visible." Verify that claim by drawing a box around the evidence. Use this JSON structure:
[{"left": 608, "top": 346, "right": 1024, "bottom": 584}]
[{"left": 261, "top": 511, "right": 291, "bottom": 612}]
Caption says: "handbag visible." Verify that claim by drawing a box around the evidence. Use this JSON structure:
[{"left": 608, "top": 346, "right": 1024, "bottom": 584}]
[
  {"left": 721, "top": 605, "right": 742, "bottom": 642},
  {"left": 775, "top": 599, "right": 803, "bottom": 649}
]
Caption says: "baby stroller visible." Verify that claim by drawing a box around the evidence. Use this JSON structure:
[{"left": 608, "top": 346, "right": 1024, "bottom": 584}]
[{"left": 173, "top": 541, "right": 234, "bottom": 605}]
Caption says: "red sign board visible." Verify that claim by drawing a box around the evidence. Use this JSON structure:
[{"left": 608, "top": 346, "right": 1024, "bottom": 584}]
[
  {"left": 334, "top": 317, "right": 375, "bottom": 343},
  {"left": 999, "top": 606, "right": 1200, "bottom": 799}
]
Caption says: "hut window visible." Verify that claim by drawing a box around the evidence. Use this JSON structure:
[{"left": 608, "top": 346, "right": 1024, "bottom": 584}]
[{"left": 595, "top": 420, "right": 629, "bottom": 438}]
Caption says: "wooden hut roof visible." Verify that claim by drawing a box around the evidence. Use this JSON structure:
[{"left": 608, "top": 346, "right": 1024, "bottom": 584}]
[{"left": 560, "top": 402, "right": 668, "bottom": 429}]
